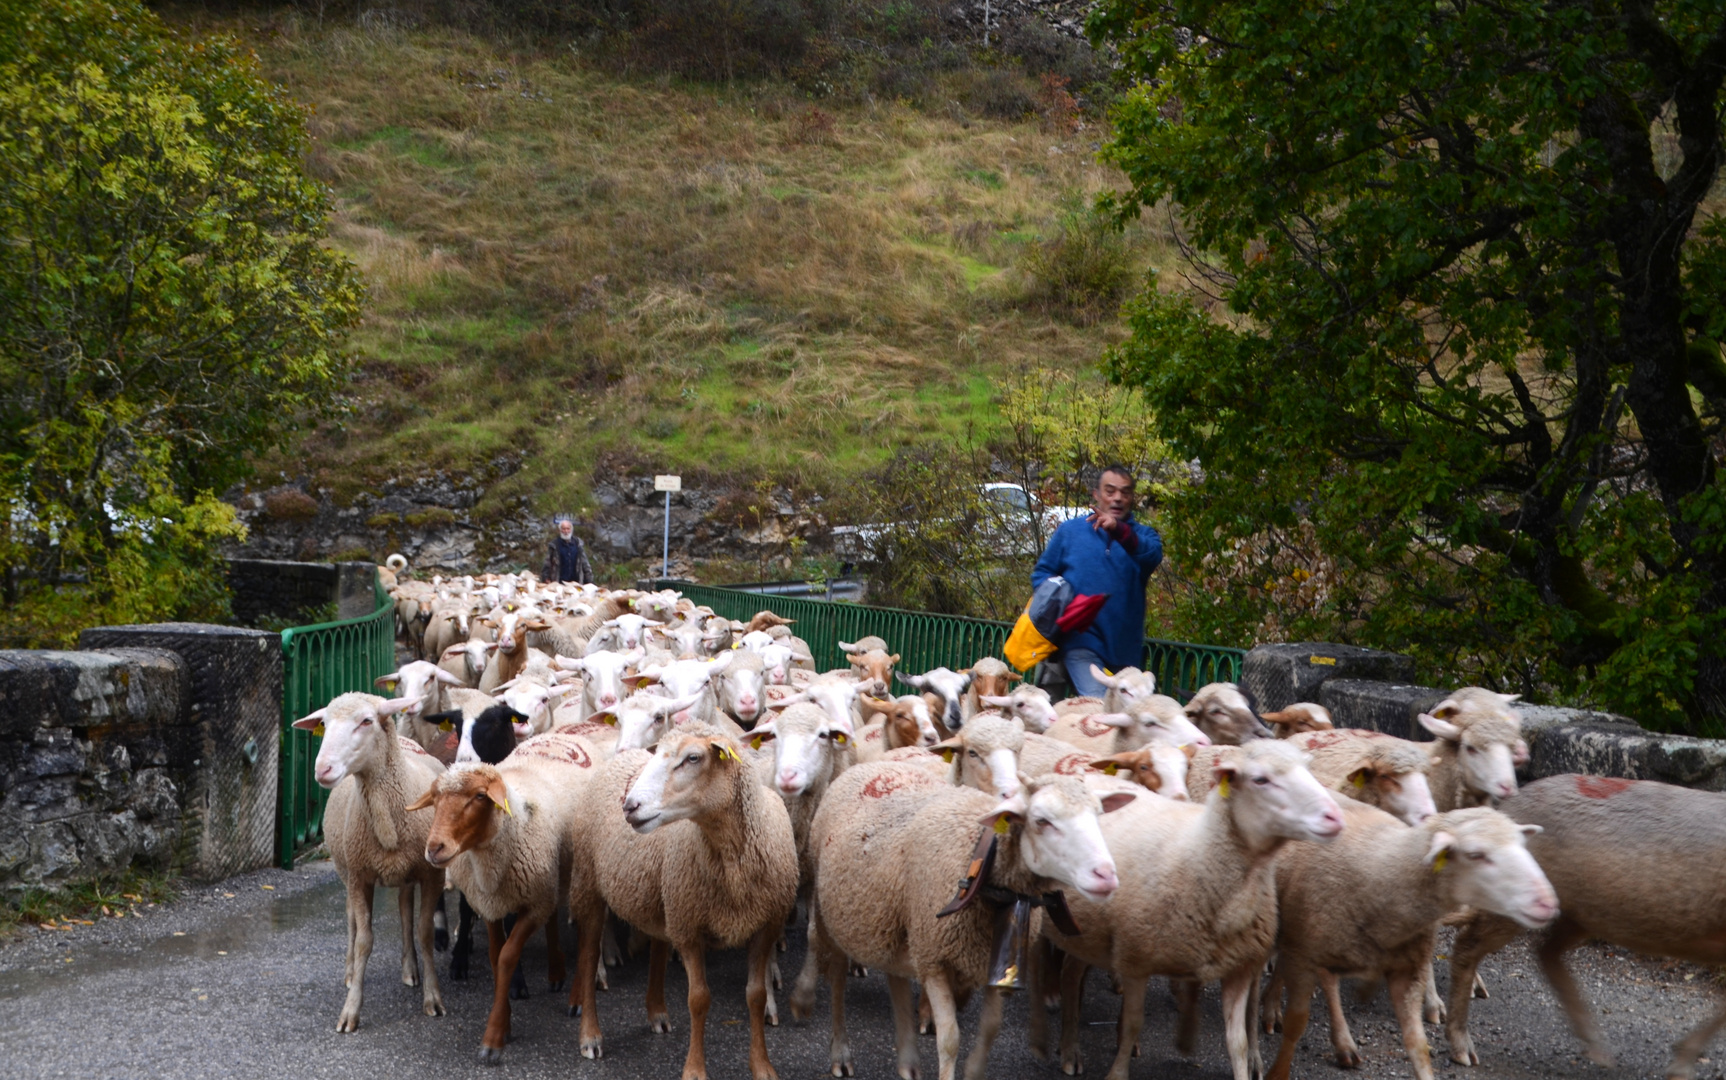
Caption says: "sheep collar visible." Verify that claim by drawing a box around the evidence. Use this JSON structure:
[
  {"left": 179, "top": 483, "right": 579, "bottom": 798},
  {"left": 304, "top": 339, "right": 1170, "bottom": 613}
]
[{"left": 934, "top": 827, "right": 1082, "bottom": 937}]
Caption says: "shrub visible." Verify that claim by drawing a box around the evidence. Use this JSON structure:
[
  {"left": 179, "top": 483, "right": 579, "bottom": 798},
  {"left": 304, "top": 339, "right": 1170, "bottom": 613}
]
[
  {"left": 1016, "top": 193, "right": 1134, "bottom": 323},
  {"left": 996, "top": 17, "right": 1113, "bottom": 98},
  {"left": 264, "top": 490, "right": 322, "bottom": 521}
]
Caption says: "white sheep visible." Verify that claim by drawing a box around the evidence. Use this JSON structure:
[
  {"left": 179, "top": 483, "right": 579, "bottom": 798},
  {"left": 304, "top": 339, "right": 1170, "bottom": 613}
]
[
  {"left": 556, "top": 646, "right": 645, "bottom": 721},
  {"left": 291, "top": 692, "right": 447, "bottom": 1031},
  {"left": 1034, "top": 739, "right": 1345, "bottom": 1080},
  {"left": 712, "top": 646, "right": 767, "bottom": 727},
  {"left": 567, "top": 724, "right": 800, "bottom": 1079},
  {"left": 801, "top": 763, "right": 1132, "bottom": 1080},
  {"left": 1045, "top": 693, "right": 1210, "bottom": 756},
  {"left": 978, "top": 683, "right": 1059, "bottom": 732},
  {"left": 1416, "top": 688, "right": 1529, "bottom": 808},
  {"left": 1184, "top": 682, "right": 1275, "bottom": 743},
  {"left": 895, "top": 666, "right": 973, "bottom": 733}
]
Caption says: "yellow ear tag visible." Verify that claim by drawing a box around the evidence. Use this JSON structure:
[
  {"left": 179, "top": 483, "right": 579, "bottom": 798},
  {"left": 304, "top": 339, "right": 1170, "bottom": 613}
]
[
  {"left": 751, "top": 735, "right": 764, "bottom": 750},
  {"left": 439, "top": 720, "right": 454, "bottom": 733},
  {"left": 732, "top": 642, "right": 741, "bottom": 650},
  {"left": 1217, "top": 776, "right": 1231, "bottom": 799},
  {"left": 833, "top": 732, "right": 848, "bottom": 746},
  {"left": 1103, "top": 763, "right": 1119, "bottom": 776},
  {"left": 1103, "top": 668, "right": 1114, "bottom": 677},
  {"left": 993, "top": 816, "right": 1011, "bottom": 835},
  {"left": 1351, "top": 772, "right": 1367, "bottom": 790},
  {"left": 497, "top": 796, "right": 512, "bottom": 816},
  {"left": 719, "top": 744, "right": 738, "bottom": 762},
  {"left": 312, "top": 724, "right": 325, "bottom": 738},
  {"left": 941, "top": 749, "right": 955, "bottom": 764},
  {"left": 1431, "top": 851, "right": 1448, "bottom": 874}
]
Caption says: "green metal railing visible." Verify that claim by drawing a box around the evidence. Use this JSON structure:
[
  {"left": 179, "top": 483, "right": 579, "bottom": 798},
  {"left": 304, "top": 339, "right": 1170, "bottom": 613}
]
[
  {"left": 652, "top": 581, "right": 1245, "bottom": 697},
  {"left": 277, "top": 580, "right": 397, "bottom": 869}
]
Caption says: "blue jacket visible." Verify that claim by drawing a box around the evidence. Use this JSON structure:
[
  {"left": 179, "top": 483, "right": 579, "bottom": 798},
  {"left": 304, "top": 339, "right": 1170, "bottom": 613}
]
[{"left": 1031, "top": 514, "right": 1164, "bottom": 672}]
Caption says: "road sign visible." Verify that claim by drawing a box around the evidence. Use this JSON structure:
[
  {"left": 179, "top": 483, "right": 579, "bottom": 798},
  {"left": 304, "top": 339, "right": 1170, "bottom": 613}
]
[{"left": 654, "top": 474, "right": 682, "bottom": 492}]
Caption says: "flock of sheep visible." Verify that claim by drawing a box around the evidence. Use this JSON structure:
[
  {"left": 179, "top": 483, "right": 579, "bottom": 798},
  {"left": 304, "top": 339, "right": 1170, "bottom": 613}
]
[{"left": 293, "top": 568, "right": 1726, "bottom": 1080}]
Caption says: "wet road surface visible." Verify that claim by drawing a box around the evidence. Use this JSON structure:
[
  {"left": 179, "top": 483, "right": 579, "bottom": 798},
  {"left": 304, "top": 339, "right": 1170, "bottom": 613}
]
[{"left": 2, "top": 859, "right": 1721, "bottom": 1080}]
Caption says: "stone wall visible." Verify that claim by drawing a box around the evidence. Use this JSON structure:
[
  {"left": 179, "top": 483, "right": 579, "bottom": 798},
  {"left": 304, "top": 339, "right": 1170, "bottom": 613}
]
[
  {"left": 1242, "top": 642, "right": 1726, "bottom": 791},
  {"left": 226, "top": 558, "right": 377, "bottom": 625},
  {"left": 0, "top": 624, "right": 283, "bottom": 892}
]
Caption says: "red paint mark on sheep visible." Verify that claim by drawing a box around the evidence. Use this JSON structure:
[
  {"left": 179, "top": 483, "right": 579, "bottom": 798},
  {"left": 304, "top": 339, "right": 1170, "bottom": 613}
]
[
  {"left": 1296, "top": 730, "right": 1351, "bottom": 751},
  {"left": 514, "top": 735, "right": 592, "bottom": 769},
  {"left": 1078, "top": 718, "right": 1112, "bottom": 738},
  {"left": 1054, "top": 754, "right": 1090, "bottom": 776},
  {"left": 861, "top": 770, "right": 935, "bottom": 800},
  {"left": 556, "top": 721, "right": 611, "bottom": 738},
  {"left": 1576, "top": 775, "right": 1633, "bottom": 799}
]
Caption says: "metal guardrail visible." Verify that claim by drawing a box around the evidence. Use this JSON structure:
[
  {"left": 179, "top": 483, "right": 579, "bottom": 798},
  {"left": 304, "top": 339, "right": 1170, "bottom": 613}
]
[
  {"left": 277, "top": 578, "right": 396, "bottom": 869},
  {"left": 651, "top": 580, "right": 1245, "bottom": 697}
]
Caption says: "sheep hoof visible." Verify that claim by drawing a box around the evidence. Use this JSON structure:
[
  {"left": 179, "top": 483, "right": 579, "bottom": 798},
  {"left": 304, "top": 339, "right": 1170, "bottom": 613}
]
[
  {"left": 548, "top": 977, "right": 566, "bottom": 993},
  {"left": 831, "top": 1059, "right": 854, "bottom": 1078},
  {"left": 510, "top": 984, "right": 530, "bottom": 1001},
  {"left": 449, "top": 956, "right": 470, "bottom": 981},
  {"left": 1132, "top": 1041, "right": 1141, "bottom": 1058},
  {"left": 1424, "top": 1003, "right": 1445, "bottom": 1025},
  {"left": 403, "top": 971, "right": 420, "bottom": 987},
  {"left": 766, "top": 1004, "right": 779, "bottom": 1028},
  {"left": 566, "top": 1005, "right": 581, "bottom": 1018},
  {"left": 580, "top": 1038, "right": 604, "bottom": 1059},
  {"left": 435, "top": 927, "right": 450, "bottom": 951},
  {"left": 335, "top": 1013, "right": 361, "bottom": 1034},
  {"left": 1471, "top": 973, "right": 1489, "bottom": 999},
  {"left": 849, "top": 962, "right": 868, "bottom": 978},
  {"left": 424, "top": 997, "right": 445, "bottom": 1017},
  {"left": 1335, "top": 1048, "right": 1362, "bottom": 1069},
  {"left": 1586, "top": 1045, "right": 1616, "bottom": 1068},
  {"left": 894, "top": 1064, "right": 916, "bottom": 1080},
  {"left": 651, "top": 1015, "right": 672, "bottom": 1034},
  {"left": 1448, "top": 1039, "right": 1480, "bottom": 1068},
  {"left": 1061, "top": 1056, "right": 1082, "bottom": 1075},
  {"left": 477, "top": 1046, "right": 504, "bottom": 1066}
]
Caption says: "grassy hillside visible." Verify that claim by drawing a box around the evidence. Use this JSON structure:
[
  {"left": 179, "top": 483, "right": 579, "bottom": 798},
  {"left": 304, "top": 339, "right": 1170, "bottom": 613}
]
[{"left": 169, "top": 8, "right": 1176, "bottom": 518}]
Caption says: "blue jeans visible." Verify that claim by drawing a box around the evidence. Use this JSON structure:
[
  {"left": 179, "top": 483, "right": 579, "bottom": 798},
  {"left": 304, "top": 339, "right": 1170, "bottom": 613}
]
[{"left": 1062, "top": 647, "right": 1110, "bottom": 699}]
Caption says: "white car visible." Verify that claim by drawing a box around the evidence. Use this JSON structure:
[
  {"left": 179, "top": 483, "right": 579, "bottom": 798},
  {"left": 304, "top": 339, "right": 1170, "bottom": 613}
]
[{"left": 833, "top": 483, "right": 1090, "bottom": 559}]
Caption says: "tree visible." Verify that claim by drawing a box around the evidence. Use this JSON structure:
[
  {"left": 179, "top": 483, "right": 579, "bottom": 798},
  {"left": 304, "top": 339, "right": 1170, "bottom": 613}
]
[
  {"left": 1091, "top": 0, "right": 1726, "bottom": 734},
  {"left": 0, "top": 0, "right": 363, "bottom": 645}
]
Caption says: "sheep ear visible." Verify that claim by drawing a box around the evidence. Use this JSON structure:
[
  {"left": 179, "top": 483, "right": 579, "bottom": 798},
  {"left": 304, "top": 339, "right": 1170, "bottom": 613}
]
[
  {"left": 748, "top": 722, "right": 777, "bottom": 749},
  {"left": 1519, "top": 824, "right": 1543, "bottom": 838},
  {"left": 1211, "top": 758, "right": 1241, "bottom": 796},
  {"left": 838, "top": 640, "right": 859, "bottom": 653},
  {"left": 897, "top": 672, "right": 928, "bottom": 689},
  {"left": 441, "top": 645, "right": 469, "bottom": 660},
  {"left": 1089, "top": 754, "right": 1128, "bottom": 776},
  {"left": 1418, "top": 713, "right": 1462, "bottom": 741},
  {"left": 1346, "top": 766, "right": 1374, "bottom": 791},
  {"left": 374, "top": 671, "right": 402, "bottom": 687},
  {"left": 434, "top": 667, "right": 466, "bottom": 686},
  {"left": 1094, "top": 712, "right": 1133, "bottom": 729},
  {"left": 1512, "top": 739, "right": 1530, "bottom": 766},
  {"left": 1089, "top": 664, "right": 1117, "bottom": 688},
  {"left": 980, "top": 790, "right": 1029, "bottom": 827},
  {"left": 931, "top": 737, "right": 962, "bottom": 761},
  {"left": 291, "top": 709, "right": 327, "bottom": 731},
  {"left": 1427, "top": 697, "right": 1462, "bottom": 720},
  {"left": 1182, "top": 743, "right": 1198, "bottom": 760},
  {"left": 485, "top": 775, "right": 512, "bottom": 815},
  {"left": 1423, "top": 831, "right": 1456, "bottom": 868},
  {"left": 1004, "top": 670, "right": 1022, "bottom": 682},
  {"left": 1100, "top": 791, "right": 1139, "bottom": 812},
  {"left": 979, "top": 695, "right": 1013, "bottom": 707},
  {"left": 592, "top": 710, "right": 618, "bottom": 727},
  {"left": 525, "top": 620, "right": 550, "bottom": 632},
  {"left": 404, "top": 785, "right": 437, "bottom": 813},
  {"left": 766, "top": 692, "right": 807, "bottom": 710},
  {"left": 377, "top": 697, "right": 420, "bottom": 716}
]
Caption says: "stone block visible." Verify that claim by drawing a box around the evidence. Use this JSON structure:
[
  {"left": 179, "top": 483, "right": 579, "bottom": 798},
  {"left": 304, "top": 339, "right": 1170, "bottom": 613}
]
[
  {"left": 225, "top": 558, "right": 339, "bottom": 626},
  {"left": 79, "top": 624, "right": 280, "bottom": 881},
  {"left": 1241, "top": 642, "right": 1416, "bottom": 713},
  {"left": 336, "top": 561, "right": 379, "bottom": 620},
  {"left": 1317, "top": 679, "right": 1448, "bottom": 740},
  {"left": 1517, "top": 708, "right": 1726, "bottom": 791},
  {"left": 0, "top": 648, "right": 192, "bottom": 890}
]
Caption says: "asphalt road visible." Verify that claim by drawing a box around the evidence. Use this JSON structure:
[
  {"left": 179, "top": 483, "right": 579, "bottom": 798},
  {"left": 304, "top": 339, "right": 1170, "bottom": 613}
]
[{"left": 2, "top": 859, "right": 1721, "bottom": 1080}]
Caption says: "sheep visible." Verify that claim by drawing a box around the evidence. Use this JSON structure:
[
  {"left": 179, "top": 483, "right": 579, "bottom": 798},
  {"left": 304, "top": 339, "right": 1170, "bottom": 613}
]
[
  {"left": 977, "top": 683, "right": 1059, "bottom": 733},
  {"left": 963, "top": 656, "right": 1021, "bottom": 713},
  {"left": 477, "top": 609, "right": 551, "bottom": 693},
  {"left": 1263, "top": 803, "right": 1557, "bottom": 1080},
  {"left": 556, "top": 646, "right": 645, "bottom": 721},
  {"left": 1260, "top": 702, "right": 1333, "bottom": 736},
  {"left": 712, "top": 646, "right": 767, "bottom": 727},
  {"left": 290, "top": 693, "right": 446, "bottom": 1031},
  {"left": 378, "top": 552, "right": 409, "bottom": 590},
  {"left": 1184, "top": 682, "right": 1275, "bottom": 743},
  {"left": 895, "top": 666, "right": 973, "bottom": 733},
  {"left": 749, "top": 610, "right": 798, "bottom": 634},
  {"left": 1033, "top": 739, "right": 1345, "bottom": 1080},
  {"left": 409, "top": 730, "right": 606, "bottom": 1063},
  {"left": 636, "top": 653, "right": 735, "bottom": 726},
  {"left": 590, "top": 690, "right": 709, "bottom": 752},
  {"left": 1044, "top": 694, "right": 1210, "bottom": 756},
  {"left": 758, "top": 641, "right": 810, "bottom": 686},
  {"left": 567, "top": 723, "right": 800, "bottom": 1080},
  {"left": 1443, "top": 775, "right": 1726, "bottom": 1078},
  {"left": 854, "top": 694, "right": 939, "bottom": 761},
  {"left": 846, "top": 648, "right": 900, "bottom": 688},
  {"left": 800, "top": 763, "right": 1132, "bottom": 1080},
  {"left": 837, "top": 635, "right": 886, "bottom": 656},
  {"left": 1285, "top": 727, "right": 1437, "bottom": 825},
  {"left": 1055, "top": 665, "right": 1159, "bottom": 715},
  {"left": 1415, "top": 688, "right": 1529, "bottom": 808},
  {"left": 1090, "top": 745, "right": 1197, "bottom": 801},
  {"left": 585, "top": 612, "right": 664, "bottom": 654},
  {"left": 375, "top": 660, "right": 468, "bottom": 757},
  {"left": 931, "top": 710, "right": 1025, "bottom": 800}
]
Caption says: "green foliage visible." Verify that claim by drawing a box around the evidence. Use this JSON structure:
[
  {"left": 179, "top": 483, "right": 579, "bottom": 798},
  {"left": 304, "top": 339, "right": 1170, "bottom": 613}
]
[
  {"left": 0, "top": 866, "right": 178, "bottom": 939},
  {"left": 1016, "top": 192, "right": 1135, "bottom": 323},
  {"left": 1092, "top": 0, "right": 1726, "bottom": 733},
  {"left": 0, "top": 0, "right": 362, "bottom": 646}
]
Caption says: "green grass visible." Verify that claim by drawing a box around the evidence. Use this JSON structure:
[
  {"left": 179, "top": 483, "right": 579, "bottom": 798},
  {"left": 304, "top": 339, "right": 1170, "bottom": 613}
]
[
  {"left": 0, "top": 868, "right": 179, "bottom": 940},
  {"left": 166, "top": 9, "right": 1175, "bottom": 511}
]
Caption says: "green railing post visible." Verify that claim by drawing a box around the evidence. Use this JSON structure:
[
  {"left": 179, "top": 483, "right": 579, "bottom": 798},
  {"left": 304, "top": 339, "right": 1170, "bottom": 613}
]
[
  {"left": 650, "top": 580, "right": 1244, "bottom": 698},
  {"left": 276, "top": 576, "right": 398, "bottom": 869}
]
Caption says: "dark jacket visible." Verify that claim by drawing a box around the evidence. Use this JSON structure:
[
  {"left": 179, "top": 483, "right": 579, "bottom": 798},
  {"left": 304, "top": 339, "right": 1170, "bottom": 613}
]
[
  {"left": 544, "top": 535, "right": 593, "bottom": 584},
  {"left": 1030, "top": 514, "right": 1164, "bottom": 672}
]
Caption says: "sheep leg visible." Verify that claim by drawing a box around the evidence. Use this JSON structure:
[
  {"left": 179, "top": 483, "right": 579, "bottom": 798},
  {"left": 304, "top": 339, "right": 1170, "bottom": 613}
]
[
  {"left": 1103, "top": 975, "right": 1148, "bottom": 1080},
  {"left": 544, "top": 914, "right": 566, "bottom": 992},
  {"left": 415, "top": 880, "right": 446, "bottom": 1017},
  {"left": 1220, "top": 965, "right": 1257, "bottom": 1080},
  {"left": 1265, "top": 963, "right": 1316, "bottom": 1080},
  {"left": 479, "top": 915, "right": 538, "bottom": 1064},
  {"left": 451, "top": 893, "right": 476, "bottom": 980},
  {"left": 825, "top": 937, "right": 854, "bottom": 1077},
  {"left": 1056, "top": 953, "right": 1087, "bottom": 1074},
  {"left": 1443, "top": 911, "right": 1520, "bottom": 1066},
  {"left": 1388, "top": 968, "right": 1435, "bottom": 1080},
  {"left": 602, "top": 912, "right": 624, "bottom": 968},
  {"left": 962, "top": 986, "right": 1006, "bottom": 1080},
  {"left": 678, "top": 944, "right": 713, "bottom": 1080},
  {"left": 1669, "top": 990, "right": 1726, "bottom": 1080},
  {"left": 647, "top": 938, "right": 674, "bottom": 1033},
  {"left": 886, "top": 974, "right": 918, "bottom": 1080},
  {"left": 1420, "top": 956, "right": 1445, "bottom": 1024},
  {"left": 789, "top": 901, "right": 823, "bottom": 1022},
  {"left": 1172, "top": 977, "right": 1202, "bottom": 1058},
  {"left": 503, "top": 914, "right": 529, "bottom": 1000},
  {"left": 1260, "top": 963, "right": 1285, "bottom": 1034},
  {"left": 1535, "top": 916, "right": 1613, "bottom": 1066},
  {"left": 918, "top": 987, "right": 934, "bottom": 1034},
  {"left": 746, "top": 926, "right": 778, "bottom": 1080},
  {"left": 924, "top": 970, "right": 963, "bottom": 1080},
  {"left": 572, "top": 906, "right": 606, "bottom": 1056},
  {"left": 434, "top": 891, "right": 449, "bottom": 951},
  {"left": 398, "top": 886, "right": 420, "bottom": 986},
  {"left": 1040, "top": 939, "right": 1064, "bottom": 1010},
  {"left": 1025, "top": 942, "right": 1050, "bottom": 1062},
  {"left": 1320, "top": 971, "right": 1360, "bottom": 1067},
  {"left": 337, "top": 878, "right": 375, "bottom": 1033}
]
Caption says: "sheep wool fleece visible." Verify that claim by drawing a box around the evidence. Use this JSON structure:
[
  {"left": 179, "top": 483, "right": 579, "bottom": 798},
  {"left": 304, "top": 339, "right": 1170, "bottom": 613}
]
[{"left": 1031, "top": 514, "right": 1163, "bottom": 673}]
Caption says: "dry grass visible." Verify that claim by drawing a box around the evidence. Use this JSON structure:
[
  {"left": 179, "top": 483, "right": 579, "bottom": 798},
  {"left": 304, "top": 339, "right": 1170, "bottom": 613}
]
[{"left": 162, "top": 8, "right": 1174, "bottom": 512}]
